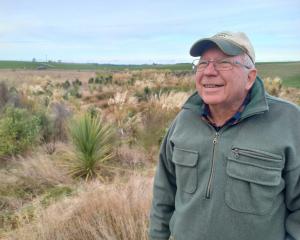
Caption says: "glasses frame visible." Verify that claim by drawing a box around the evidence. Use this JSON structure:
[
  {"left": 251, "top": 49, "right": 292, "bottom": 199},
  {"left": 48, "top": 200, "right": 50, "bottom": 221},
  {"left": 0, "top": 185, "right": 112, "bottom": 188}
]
[{"left": 192, "top": 57, "right": 251, "bottom": 72}]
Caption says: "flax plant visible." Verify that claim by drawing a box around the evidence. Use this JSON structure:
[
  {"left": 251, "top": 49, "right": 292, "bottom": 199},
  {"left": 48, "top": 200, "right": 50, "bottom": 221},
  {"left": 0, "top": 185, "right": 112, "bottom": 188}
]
[{"left": 65, "top": 113, "right": 115, "bottom": 181}]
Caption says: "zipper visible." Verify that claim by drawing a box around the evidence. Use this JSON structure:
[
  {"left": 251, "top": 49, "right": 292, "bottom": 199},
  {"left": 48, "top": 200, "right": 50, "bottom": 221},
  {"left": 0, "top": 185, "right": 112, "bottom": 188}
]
[
  {"left": 205, "top": 132, "right": 219, "bottom": 199},
  {"left": 231, "top": 147, "right": 282, "bottom": 161}
]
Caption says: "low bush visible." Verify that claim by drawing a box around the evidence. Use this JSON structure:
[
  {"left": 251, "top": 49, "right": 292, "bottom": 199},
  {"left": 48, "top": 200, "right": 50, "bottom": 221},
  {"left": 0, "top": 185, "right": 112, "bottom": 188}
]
[
  {"left": 136, "top": 104, "right": 177, "bottom": 161},
  {"left": 0, "top": 107, "right": 41, "bottom": 157}
]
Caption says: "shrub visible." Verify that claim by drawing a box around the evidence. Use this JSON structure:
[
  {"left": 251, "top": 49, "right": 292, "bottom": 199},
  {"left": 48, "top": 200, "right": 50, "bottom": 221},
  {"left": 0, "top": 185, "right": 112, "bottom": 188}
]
[
  {"left": 64, "top": 112, "right": 115, "bottom": 181},
  {"left": 61, "top": 80, "right": 71, "bottom": 89},
  {"left": 37, "top": 102, "right": 71, "bottom": 154},
  {"left": 88, "top": 77, "right": 94, "bottom": 84},
  {"left": 72, "top": 79, "right": 82, "bottom": 86},
  {"left": 69, "top": 84, "right": 81, "bottom": 98},
  {"left": 0, "top": 82, "right": 22, "bottom": 111},
  {"left": 0, "top": 107, "right": 41, "bottom": 157},
  {"left": 95, "top": 74, "right": 113, "bottom": 85},
  {"left": 50, "top": 102, "right": 71, "bottom": 142},
  {"left": 0, "top": 82, "right": 9, "bottom": 110},
  {"left": 136, "top": 104, "right": 177, "bottom": 161}
]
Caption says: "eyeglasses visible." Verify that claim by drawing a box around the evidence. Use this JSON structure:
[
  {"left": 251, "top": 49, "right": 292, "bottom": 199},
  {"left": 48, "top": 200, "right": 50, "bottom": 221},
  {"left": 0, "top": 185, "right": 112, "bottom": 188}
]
[{"left": 192, "top": 57, "right": 251, "bottom": 72}]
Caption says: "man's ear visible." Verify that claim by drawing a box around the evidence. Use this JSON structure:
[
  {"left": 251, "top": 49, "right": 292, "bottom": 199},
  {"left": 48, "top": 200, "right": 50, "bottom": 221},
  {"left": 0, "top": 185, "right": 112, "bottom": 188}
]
[{"left": 246, "top": 68, "right": 257, "bottom": 90}]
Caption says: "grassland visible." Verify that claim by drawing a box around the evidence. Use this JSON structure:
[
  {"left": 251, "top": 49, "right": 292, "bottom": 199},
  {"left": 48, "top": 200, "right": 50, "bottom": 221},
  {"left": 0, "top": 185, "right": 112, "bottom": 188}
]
[
  {"left": 0, "top": 60, "right": 299, "bottom": 88},
  {"left": 0, "top": 61, "right": 299, "bottom": 240},
  {"left": 256, "top": 62, "right": 300, "bottom": 88}
]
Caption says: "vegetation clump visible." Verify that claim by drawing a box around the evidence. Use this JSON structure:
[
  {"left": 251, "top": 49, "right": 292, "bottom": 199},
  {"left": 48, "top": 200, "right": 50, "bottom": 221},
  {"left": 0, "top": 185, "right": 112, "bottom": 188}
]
[
  {"left": 63, "top": 112, "right": 115, "bottom": 181},
  {"left": 0, "top": 107, "right": 41, "bottom": 157}
]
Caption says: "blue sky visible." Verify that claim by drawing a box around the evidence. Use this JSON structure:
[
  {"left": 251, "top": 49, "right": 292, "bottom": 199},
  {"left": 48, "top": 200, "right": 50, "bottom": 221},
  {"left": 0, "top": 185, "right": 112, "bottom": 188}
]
[{"left": 0, "top": 0, "right": 299, "bottom": 64}]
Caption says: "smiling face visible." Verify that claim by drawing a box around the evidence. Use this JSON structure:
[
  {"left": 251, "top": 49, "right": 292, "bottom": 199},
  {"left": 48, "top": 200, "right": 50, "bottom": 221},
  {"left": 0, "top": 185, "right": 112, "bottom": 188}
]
[{"left": 195, "top": 47, "right": 256, "bottom": 110}]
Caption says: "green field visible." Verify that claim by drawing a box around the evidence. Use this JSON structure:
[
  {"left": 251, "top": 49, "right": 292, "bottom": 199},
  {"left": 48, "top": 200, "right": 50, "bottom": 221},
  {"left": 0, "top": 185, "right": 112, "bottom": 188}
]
[
  {"left": 0, "top": 60, "right": 299, "bottom": 87},
  {"left": 0, "top": 60, "right": 191, "bottom": 71},
  {"left": 255, "top": 62, "right": 300, "bottom": 88}
]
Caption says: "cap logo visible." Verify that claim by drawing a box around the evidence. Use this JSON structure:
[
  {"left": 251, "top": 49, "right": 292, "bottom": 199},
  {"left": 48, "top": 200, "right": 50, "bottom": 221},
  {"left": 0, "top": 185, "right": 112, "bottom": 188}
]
[{"left": 214, "top": 33, "right": 232, "bottom": 39}]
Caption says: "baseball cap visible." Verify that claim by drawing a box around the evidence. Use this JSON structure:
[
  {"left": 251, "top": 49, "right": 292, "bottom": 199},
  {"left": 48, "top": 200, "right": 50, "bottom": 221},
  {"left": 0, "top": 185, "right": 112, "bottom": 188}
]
[{"left": 190, "top": 31, "right": 255, "bottom": 63}]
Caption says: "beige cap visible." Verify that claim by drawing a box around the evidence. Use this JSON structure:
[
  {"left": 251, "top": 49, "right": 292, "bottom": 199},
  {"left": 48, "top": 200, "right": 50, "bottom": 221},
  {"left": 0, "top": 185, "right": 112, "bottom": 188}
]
[{"left": 190, "top": 31, "right": 255, "bottom": 63}]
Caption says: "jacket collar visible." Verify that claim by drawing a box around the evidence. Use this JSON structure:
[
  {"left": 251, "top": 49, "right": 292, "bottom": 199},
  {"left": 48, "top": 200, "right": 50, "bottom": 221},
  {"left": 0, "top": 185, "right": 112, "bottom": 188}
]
[{"left": 182, "top": 76, "right": 269, "bottom": 119}]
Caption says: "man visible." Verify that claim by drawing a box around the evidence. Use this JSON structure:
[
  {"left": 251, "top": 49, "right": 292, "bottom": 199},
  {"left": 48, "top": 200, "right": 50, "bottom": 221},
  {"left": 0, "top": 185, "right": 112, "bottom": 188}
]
[{"left": 149, "top": 31, "right": 300, "bottom": 240}]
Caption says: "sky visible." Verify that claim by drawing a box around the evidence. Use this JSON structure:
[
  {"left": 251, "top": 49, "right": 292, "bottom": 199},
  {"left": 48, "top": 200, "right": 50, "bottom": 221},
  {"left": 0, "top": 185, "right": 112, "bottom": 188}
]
[{"left": 0, "top": 0, "right": 300, "bottom": 64}]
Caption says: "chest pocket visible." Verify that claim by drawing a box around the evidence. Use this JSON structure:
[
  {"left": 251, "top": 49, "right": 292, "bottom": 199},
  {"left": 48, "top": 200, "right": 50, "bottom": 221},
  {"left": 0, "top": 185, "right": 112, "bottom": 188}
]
[
  {"left": 225, "top": 147, "right": 284, "bottom": 215},
  {"left": 172, "top": 147, "right": 199, "bottom": 194}
]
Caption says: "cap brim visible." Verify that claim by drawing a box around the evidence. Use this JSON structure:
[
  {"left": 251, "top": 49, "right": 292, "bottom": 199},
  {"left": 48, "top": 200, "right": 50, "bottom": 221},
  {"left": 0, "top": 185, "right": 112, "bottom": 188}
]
[{"left": 190, "top": 38, "right": 244, "bottom": 57}]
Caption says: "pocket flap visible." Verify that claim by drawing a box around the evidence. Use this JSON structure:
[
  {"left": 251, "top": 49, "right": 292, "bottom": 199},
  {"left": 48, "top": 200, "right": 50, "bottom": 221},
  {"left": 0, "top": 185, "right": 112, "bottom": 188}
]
[
  {"left": 227, "top": 158, "right": 281, "bottom": 186},
  {"left": 172, "top": 147, "right": 198, "bottom": 167}
]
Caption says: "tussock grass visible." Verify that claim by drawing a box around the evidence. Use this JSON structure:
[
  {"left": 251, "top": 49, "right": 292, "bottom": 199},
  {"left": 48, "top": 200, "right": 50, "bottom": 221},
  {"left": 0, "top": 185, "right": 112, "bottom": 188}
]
[
  {"left": 148, "top": 90, "right": 191, "bottom": 110},
  {"left": 116, "top": 144, "right": 149, "bottom": 168},
  {"left": 5, "top": 175, "right": 153, "bottom": 240},
  {"left": 15, "top": 152, "right": 73, "bottom": 186},
  {"left": 0, "top": 151, "right": 73, "bottom": 206},
  {"left": 263, "top": 77, "right": 283, "bottom": 97},
  {"left": 0, "top": 151, "right": 73, "bottom": 235}
]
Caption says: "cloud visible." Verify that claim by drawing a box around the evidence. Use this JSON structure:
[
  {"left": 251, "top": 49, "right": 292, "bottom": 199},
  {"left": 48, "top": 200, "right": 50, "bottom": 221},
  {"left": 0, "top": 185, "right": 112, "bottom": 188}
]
[{"left": 0, "top": 0, "right": 299, "bottom": 62}]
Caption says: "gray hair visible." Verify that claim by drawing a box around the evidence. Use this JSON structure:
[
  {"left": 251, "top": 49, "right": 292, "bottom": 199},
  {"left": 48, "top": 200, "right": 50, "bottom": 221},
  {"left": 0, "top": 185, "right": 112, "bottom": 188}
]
[{"left": 238, "top": 53, "right": 255, "bottom": 69}]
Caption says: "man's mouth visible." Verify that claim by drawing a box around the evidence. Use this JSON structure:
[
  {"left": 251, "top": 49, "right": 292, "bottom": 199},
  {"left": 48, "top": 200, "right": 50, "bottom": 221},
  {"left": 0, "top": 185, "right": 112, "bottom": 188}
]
[{"left": 203, "top": 84, "right": 224, "bottom": 88}]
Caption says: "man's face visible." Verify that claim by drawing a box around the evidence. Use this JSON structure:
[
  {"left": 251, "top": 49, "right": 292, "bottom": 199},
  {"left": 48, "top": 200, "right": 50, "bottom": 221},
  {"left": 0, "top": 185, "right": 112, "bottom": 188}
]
[{"left": 195, "top": 47, "right": 255, "bottom": 109}]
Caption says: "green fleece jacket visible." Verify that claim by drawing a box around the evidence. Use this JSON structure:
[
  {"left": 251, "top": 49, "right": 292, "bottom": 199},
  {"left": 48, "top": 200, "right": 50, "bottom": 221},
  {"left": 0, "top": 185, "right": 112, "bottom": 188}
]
[{"left": 149, "top": 77, "right": 300, "bottom": 240}]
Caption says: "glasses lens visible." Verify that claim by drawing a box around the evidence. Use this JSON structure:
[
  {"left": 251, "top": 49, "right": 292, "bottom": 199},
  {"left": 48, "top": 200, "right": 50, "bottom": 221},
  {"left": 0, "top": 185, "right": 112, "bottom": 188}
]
[
  {"left": 215, "top": 60, "right": 233, "bottom": 71},
  {"left": 192, "top": 58, "right": 235, "bottom": 72},
  {"left": 197, "top": 61, "right": 208, "bottom": 71},
  {"left": 192, "top": 59, "right": 199, "bottom": 71}
]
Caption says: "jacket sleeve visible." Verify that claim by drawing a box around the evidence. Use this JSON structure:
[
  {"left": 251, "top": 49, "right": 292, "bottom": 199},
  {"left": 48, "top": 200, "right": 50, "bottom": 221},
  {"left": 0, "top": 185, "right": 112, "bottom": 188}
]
[
  {"left": 149, "top": 125, "right": 177, "bottom": 240},
  {"left": 285, "top": 164, "right": 300, "bottom": 240},
  {"left": 285, "top": 118, "right": 300, "bottom": 240}
]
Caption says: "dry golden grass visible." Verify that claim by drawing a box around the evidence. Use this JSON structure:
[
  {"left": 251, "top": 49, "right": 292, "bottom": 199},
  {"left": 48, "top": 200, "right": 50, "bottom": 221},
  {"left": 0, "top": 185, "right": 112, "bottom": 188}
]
[
  {"left": 5, "top": 175, "right": 153, "bottom": 240},
  {"left": 116, "top": 144, "right": 149, "bottom": 167},
  {"left": 279, "top": 87, "right": 300, "bottom": 104},
  {"left": 14, "top": 150, "right": 73, "bottom": 186},
  {"left": 0, "top": 149, "right": 72, "bottom": 199},
  {"left": 0, "top": 69, "right": 96, "bottom": 86},
  {"left": 148, "top": 90, "right": 191, "bottom": 110},
  {"left": 263, "top": 77, "right": 300, "bottom": 104},
  {"left": 263, "top": 77, "right": 283, "bottom": 97},
  {"left": 0, "top": 150, "right": 73, "bottom": 236}
]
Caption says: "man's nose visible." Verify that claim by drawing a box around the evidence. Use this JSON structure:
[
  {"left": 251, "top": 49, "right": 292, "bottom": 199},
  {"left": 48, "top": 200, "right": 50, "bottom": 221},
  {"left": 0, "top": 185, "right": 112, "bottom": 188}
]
[{"left": 203, "top": 62, "right": 218, "bottom": 75}]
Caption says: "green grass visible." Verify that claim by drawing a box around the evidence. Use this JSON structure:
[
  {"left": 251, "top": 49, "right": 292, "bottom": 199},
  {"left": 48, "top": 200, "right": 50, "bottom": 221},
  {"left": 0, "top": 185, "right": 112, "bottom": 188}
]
[
  {"left": 256, "top": 62, "right": 300, "bottom": 88},
  {"left": 282, "top": 75, "right": 300, "bottom": 88},
  {"left": 0, "top": 61, "right": 191, "bottom": 71},
  {"left": 41, "top": 186, "right": 73, "bottom": 206}
]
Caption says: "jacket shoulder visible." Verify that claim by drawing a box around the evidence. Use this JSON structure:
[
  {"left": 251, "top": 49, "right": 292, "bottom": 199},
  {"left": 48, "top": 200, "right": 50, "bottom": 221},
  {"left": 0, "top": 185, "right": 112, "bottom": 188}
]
[{"left": 266, "top": 94, "right": 300, "bottom": 113}]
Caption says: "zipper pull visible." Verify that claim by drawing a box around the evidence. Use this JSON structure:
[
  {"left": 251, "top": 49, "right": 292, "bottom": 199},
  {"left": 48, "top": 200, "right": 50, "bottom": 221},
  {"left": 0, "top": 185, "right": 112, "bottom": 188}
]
[
  {"left": 232, "top": 148, "right": 239, "bottom": 158},
  {"left": 213, "top": 132, "right": 219, "bottom": 144}
]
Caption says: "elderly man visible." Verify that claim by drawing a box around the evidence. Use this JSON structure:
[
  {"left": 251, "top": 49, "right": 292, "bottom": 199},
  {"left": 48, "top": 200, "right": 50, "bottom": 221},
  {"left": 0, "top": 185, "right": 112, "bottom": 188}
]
[{"left": 149, "top": 31, "right": 300, "bottom": 240}]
